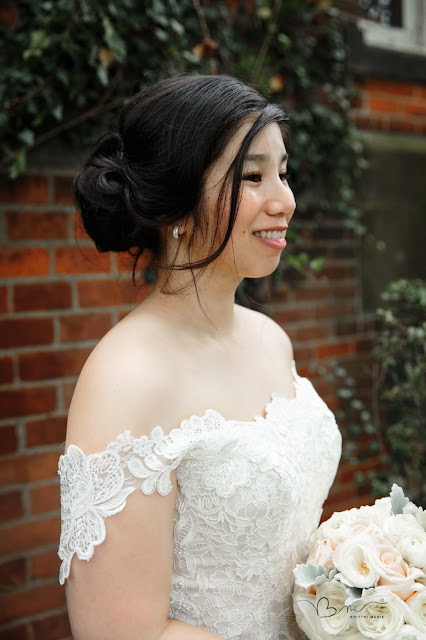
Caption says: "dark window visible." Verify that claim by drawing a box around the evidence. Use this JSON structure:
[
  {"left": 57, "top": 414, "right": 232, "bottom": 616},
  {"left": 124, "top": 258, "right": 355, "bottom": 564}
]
[{"left": 358, "top": 0, "right": 403, "bottom": 27}]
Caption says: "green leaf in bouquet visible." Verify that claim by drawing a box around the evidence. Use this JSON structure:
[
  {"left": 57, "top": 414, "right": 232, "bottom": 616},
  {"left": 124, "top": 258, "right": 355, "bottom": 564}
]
[
  {"left": 390, "top": 483, "right": 409, "bottom": 515},
  {"left": 293, "top": 563, "right": 337, "bottom": 589}
]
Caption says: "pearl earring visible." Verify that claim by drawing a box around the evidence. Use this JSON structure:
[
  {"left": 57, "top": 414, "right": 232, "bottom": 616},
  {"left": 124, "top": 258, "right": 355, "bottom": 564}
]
[{"left": 172, "top": 225, "right": 179, "bottom": 238}]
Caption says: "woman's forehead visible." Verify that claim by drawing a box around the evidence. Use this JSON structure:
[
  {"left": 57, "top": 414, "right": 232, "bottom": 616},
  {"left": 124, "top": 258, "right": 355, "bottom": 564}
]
[{"left": 221, "top": 121, "right": 286, "bottom": 168}]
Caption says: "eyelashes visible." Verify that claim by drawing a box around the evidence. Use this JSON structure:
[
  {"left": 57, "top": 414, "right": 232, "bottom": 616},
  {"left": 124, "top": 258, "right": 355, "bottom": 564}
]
[{"left": 242, "top": 171, "right": 291, "bottom": 183}]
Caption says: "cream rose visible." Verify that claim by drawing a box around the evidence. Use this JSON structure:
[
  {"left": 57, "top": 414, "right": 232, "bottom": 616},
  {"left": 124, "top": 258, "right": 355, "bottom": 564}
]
[
  {"left": 406, "top": 589, "right": 426, "bottom": 635},
  {"left": 313, "top": 509, "right": 358, "bottom": 550},
  {"left": 332, "top": 534, "right": 379, "bottom": 589},
  {"left": 308, "top": 539, "right": 335, "bottom": 570},
  {"left": 367, "top": 541, "right": 425, "bottom": 600},
  {"left": 352, "top": 589, "right": 408, "bottom": 639},
  {"left": 315, "top": 578, "right": 352, "bottom": 635},
  {"left": 293, "top": 584, "right": 326, "bottom": 640}
]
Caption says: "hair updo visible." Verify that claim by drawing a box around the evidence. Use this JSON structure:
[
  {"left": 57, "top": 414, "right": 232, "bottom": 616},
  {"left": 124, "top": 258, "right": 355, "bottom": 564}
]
[{"left": 74, "top": 74, "right": 290, "bottom": 287}]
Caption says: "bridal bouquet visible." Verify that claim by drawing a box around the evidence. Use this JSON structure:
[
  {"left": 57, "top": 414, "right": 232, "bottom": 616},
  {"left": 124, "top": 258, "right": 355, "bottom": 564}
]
[{"left": 292, "top": 485, "right": 426, "bottom": 640}]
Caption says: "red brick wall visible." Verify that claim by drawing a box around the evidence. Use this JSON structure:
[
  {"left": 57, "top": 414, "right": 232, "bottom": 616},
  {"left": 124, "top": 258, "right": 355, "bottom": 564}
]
[
  {"left": 0, "top": 172, "right": 149, "bottom": 639},
  {"left": 352, "top": 78, "right": 426, "bottom": 135}
]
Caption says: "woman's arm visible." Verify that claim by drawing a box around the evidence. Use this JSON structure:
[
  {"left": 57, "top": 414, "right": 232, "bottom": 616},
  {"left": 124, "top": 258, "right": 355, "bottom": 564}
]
[{"left": 63, "top": 338, "right": 227, "bottom": 640}]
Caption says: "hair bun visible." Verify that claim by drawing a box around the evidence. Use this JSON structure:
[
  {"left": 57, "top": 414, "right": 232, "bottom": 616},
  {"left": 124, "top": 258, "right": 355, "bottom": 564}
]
[{"left": 73, "top": 132, "right": 136, "bottom": 252}]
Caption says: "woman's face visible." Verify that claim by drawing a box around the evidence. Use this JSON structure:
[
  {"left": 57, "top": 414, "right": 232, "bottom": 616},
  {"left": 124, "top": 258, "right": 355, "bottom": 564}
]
[{"left": 199, "top": 120, "right": 296, "bottom": 282}]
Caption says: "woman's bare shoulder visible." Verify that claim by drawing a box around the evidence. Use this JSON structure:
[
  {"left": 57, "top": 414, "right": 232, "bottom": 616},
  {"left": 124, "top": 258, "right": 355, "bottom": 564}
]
[
  {"left": 65, "top": 311, "right": 179, "bottom": 454},
  {"left": 234, "top": 303, "right": 294, "bottom": 358}
]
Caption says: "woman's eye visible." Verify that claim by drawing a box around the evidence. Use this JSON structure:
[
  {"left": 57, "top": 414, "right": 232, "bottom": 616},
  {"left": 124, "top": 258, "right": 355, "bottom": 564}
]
[
  {"left": 280, "top": 171, "right": 291, "bottom": 183},
  {"left": 243, "top": 173, "right": 262, "bottom": 182}
]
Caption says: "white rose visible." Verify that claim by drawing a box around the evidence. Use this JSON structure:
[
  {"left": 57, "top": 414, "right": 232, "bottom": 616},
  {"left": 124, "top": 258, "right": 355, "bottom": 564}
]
[
  {"left": 415, "top": 507, "right": 426, "bottom": 531},
  {"left": 332, "top": 534, "right": 379, "bottom": 589},
  {"left": 315, "top": 578, "right": 352, "bottom": 635},
  {"left": 358, "top": 497, "right": 392, "bottom": 527},
  {"left": 352, "top": 588, "right": 408, "bottom": 639},
  {"left": 383, "top": 514, "right": 424, "bottom": 540},
  {"left": 398, "top": 623, "right": 426, "bottom": 639},
  {"left": 293, "top": 584, "right": 326, "bottom": 640},
  {"left": 406, "top": 590, "right": 426, "bottom": 635},
  {"left": 399, "top": 532, "right": 426, "bottom": 571}
]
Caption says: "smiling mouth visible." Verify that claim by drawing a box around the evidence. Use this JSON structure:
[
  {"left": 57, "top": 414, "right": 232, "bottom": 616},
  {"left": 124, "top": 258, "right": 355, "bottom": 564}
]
[{"left": 253, "top": 230, "right": 286, "bottom": 239}]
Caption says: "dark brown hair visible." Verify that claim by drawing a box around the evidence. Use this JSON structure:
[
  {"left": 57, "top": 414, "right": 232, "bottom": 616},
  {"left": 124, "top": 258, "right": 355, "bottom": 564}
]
[{"left": 73, "top": 74, "right": 290, "bottom": 293}]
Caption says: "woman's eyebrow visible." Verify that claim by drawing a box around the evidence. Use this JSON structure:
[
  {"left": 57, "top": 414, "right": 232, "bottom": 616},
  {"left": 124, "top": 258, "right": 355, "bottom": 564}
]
[{"left": 244, "top": 152, "right": 289, "bottom": 163}]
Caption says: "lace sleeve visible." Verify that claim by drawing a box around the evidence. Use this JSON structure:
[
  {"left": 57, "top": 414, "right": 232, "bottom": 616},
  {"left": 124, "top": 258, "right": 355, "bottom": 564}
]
[{"left": 57, "top": 427, "right": 183, "bottom": 586}]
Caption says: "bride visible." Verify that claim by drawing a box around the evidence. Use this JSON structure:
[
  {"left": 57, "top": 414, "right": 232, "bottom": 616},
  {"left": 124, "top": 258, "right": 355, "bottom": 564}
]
[{"left": 58, "top": 74, "right": 341, "bottom": 640}]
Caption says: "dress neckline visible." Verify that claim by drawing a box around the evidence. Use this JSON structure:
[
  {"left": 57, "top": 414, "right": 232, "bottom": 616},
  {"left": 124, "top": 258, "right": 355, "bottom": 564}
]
[
  {"left": 62, "top": 360, "right": 303, "bottom": 458},
  {"left": 170, "top": 359, "right": 301, "bottom": 431}
]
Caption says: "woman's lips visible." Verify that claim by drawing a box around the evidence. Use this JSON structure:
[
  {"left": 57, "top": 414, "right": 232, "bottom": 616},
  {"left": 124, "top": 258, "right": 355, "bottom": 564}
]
[{"left": 253, "top": 234, "right": 287, "bottom": 249}]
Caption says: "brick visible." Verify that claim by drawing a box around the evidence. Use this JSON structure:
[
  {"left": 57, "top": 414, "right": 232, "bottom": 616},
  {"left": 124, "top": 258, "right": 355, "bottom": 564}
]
[
  {"left": 62, "top": 381, "right": 76, "bottom": 410},
  {"left": 32, "top": 611, "right": 71, "bottom": 640},
  {"left": 0, "top": 626, "right": 30, "bottom": 640},
  {"left": 0, "top": 248, "right": 49, "bottom": 278},
  {"left": 14, "top": 281, "right": 72, "bottom": 312},
  {"left": 0, "top": 424, "right": 18, "bottom": 455},
  {"left": 335, "top": 319, "right": 358, "bottom": 336},
  {"left": 54, "top": 246, "right": 111, "bottom": 275},
  {"left": 72, "top": 210, "right": 89, "bottom": 240},
  {"left": 365, "top": 80, "right": 415, "bottom": 97},
  {"left": 19, "top": 347, "right": 90, "bottom": 381},
  {"left": 0, "top": 582, "right": 65, "bottom": 625},
  {"left": 54, "top": 176, "right": 74, "bottom": 204},
  {"left": 30, "top": 483, "right": 60, "bottom": 515},
  {"left": 316, "top": 302, "right": 356, "bottom": 319},
  {"left": 0, "top": 175, "right": 49, "bottom": 205},
  {"left": 293, "top": 287, "right": 329, "bottom": 302},
  {"left": 292, "top": 346, "right": 315, "bottom": 364},
  {"left": 388, "top": 118, "right": 417, "bottom": 134},
  {"left": 78, "top": 277, "right": 147, "bottom": 307},
  {"left": 0, "top": 451, "right": 60, "bottom": 488},
  {"left": 333, "top": 246, "right": 356, "bottom": 259},
  {"left": 332, "top": 284, "right": 357, "bottom": 298},
  {"left": 0, "top": 355, "right": 14, "bottom": 383},
  {"left": 25, "top": 415, "right": 67, "bottom": 447},
  {"left": 6, "top": 211, "right": 69, "bottom": 241},
  {"left": 0, "top": 558, "right": 26, "bottom": 589},
  {"left": 31, "top": 549, "right": 61, "bottom": 580},
  {"left": 0, "top": 490, "right": 24, "bottom": 523},
  {"left": 311, "top": 226, "right": 345, "bottom": 240},
  {"left": 295, "top": 325, "right": 329, "bottom": 342},
  {"left": 0, "top": 516, "right": 60, "bottom": 556},
  {"left": 404, "top": 101, "right": 426, "bottom": 117},
  {"left": 322, "top": 264, "right": 356, "bottom": 279},
  {"left": 60, "top": 312, "right": 112, "bottom": 342},
  {"left": 272, "top": 307, "right": 312, "bottom": 324},
  {"left": 0, "top": 386, "right": 56, "bottom": 420},
  {"left": 0, "top": 317, "right": 53, "bottom": 349},
  {"left": 0, "top": 286, "right": 9, "bottom": 314},
  {"left": 316, "top": 341, "right": 356, "bottom": 359},
  {"left": 338, "top": 458, "right": 388, "bottom": 484},
  {"left": 369, "top": 97, "right": 400, "bottom": 113}
]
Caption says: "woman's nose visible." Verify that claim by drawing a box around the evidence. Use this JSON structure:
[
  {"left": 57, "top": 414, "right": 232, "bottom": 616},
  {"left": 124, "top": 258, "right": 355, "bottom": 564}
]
[{"left": 265, "top": 183, "right": 296, "bottom": 219}]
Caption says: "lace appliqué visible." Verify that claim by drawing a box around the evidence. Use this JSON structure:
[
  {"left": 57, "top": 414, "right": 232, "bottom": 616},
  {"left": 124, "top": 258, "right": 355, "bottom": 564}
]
[{"left": 57, "top": 426, "right": 183, "bottom": 585}]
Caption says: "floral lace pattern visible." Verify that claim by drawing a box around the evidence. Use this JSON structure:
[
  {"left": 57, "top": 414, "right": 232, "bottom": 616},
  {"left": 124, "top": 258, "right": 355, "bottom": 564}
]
[{"left": 58, "top": 360, "right": 341, "bottom": 640}]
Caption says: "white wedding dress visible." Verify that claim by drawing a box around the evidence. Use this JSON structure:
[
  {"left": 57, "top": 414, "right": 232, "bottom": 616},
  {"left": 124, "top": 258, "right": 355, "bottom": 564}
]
[{"left": 58, "top": 359, "right": 342, "bottom": 640}]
